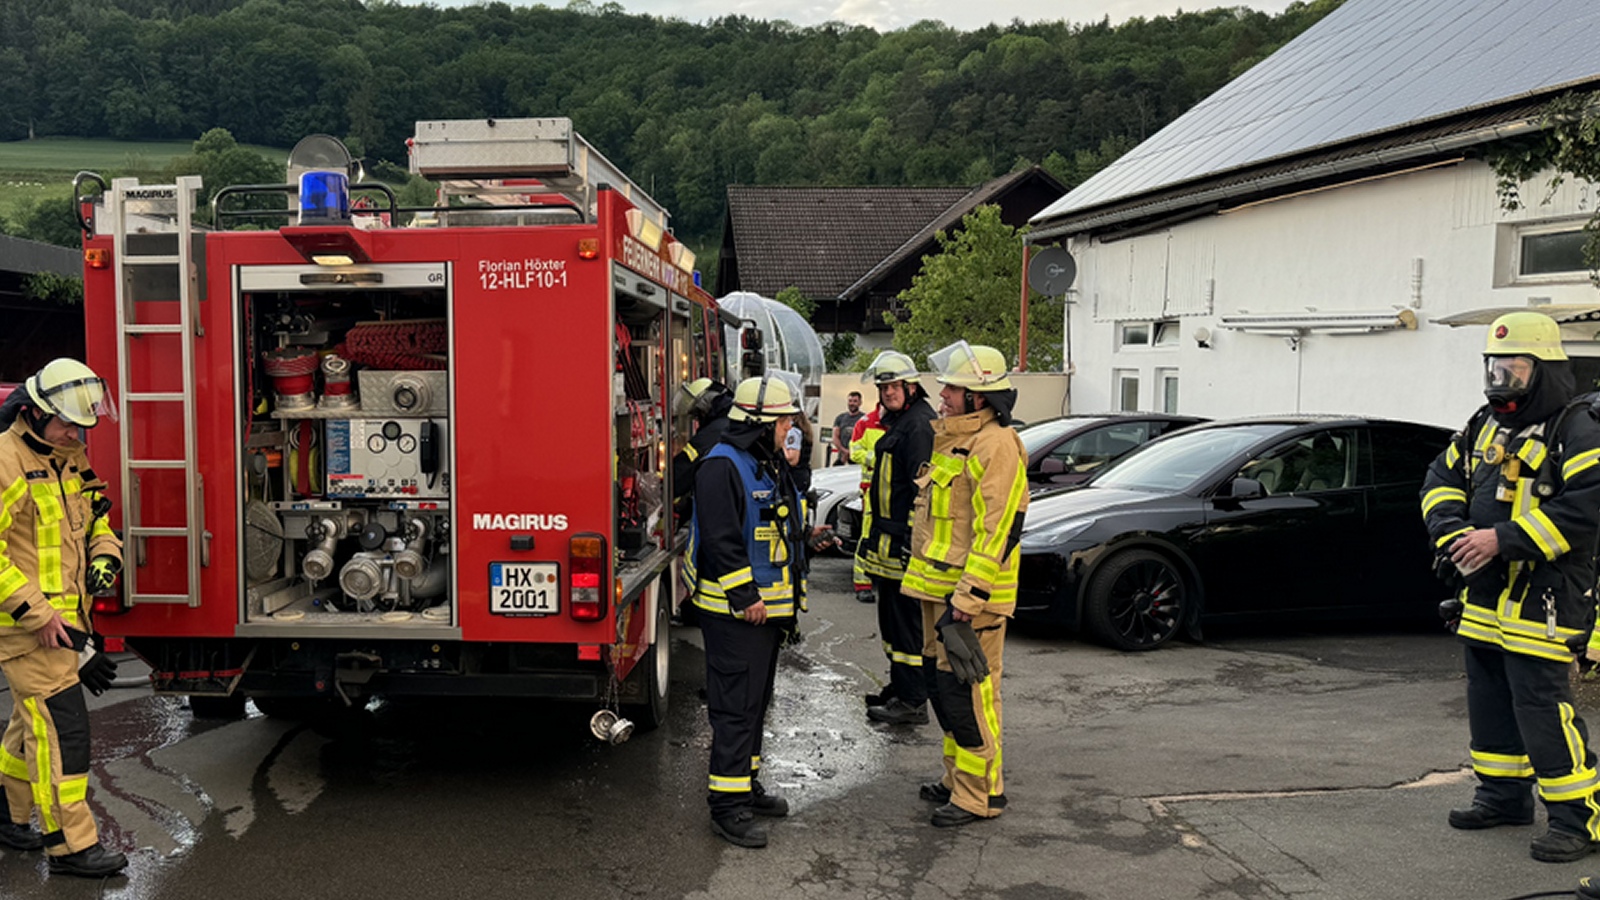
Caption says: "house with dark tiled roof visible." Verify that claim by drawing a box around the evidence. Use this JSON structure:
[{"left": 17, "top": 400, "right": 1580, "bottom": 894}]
[
  {"left": 717, "top": 168, "right": 1065, "bottom": 336},
  {"left": 1028, "top": 0, "right": 1600, "bottom": 428},
  {"left": 0, "top": 234, "right": 83, "bottom": 381}
]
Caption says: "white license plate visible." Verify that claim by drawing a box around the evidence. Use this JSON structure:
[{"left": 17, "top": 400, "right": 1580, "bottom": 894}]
[{"left": 489, "top": 562, "right": 560, "bottom": 616}]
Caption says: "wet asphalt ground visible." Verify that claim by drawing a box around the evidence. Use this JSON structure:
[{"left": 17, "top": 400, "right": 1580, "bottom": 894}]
[{"left": 0, "top": 555, "right": 1595, "bottom": 899}]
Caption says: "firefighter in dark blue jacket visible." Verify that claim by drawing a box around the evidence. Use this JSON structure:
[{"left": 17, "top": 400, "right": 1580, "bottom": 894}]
[
  {"left": 687, "top": 375, "right": 805, "bottom": 849},
  {"left": 1422, "top": 311, "right": 1600, "bottom": 863}
]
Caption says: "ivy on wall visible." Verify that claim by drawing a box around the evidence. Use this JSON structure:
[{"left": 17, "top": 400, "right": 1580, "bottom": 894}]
[{"left": 1483, "top": 90, "right": 1600, "bottom": 284}]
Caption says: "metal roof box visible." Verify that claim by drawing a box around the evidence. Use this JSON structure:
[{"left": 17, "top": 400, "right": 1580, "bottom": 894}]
[{"left": 409, "top": 118, "right": 579, "bottom": 179}]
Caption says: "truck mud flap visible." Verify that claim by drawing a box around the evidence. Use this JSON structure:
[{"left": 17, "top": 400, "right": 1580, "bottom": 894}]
[{"left": 151, "top": 645, "right": 256, "bottom": 697}]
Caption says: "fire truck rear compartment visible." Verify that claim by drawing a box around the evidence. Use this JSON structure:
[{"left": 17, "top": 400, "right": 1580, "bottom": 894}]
[{"left": 241, "top": 280, "right": 455, "bottom": 632}]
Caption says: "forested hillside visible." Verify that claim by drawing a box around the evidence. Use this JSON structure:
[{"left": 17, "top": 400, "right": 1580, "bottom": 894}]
[{"left": 0, "top": 0, "right": 1342, "bottom": 246}]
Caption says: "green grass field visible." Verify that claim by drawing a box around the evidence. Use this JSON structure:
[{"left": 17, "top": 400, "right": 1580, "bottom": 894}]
[{"left": 0, "top": 136, "right": 287, "bottom": 226}]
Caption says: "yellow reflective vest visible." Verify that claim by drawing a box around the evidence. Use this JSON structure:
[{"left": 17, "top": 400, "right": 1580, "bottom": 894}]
[
  {"left": 0, "top": 419, "right": 121, "bottom": 660},
  {"left": 902, "top": 408, "right": 1029, "bottom": 618}
]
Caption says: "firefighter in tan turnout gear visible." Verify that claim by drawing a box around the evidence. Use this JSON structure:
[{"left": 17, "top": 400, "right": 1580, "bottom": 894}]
[
  {"left": 0, "top": 359, "right": 129, "bottom": 878},
  {"left": 902, "top": 342, "right": 1028, "bottom": 827},
  {"left": 1422, "top": 312, "right": 1600, "bottom": 863}
]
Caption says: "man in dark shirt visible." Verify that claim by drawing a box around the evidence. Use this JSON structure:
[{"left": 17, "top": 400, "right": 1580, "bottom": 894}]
[{"left": 829, "top": 392, "right": 864, "bottom": 466}]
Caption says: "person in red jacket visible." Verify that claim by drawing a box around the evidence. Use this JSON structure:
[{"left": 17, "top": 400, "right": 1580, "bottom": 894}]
[{"left": 848, "top": 407, "right": 885, "bottom": 603}]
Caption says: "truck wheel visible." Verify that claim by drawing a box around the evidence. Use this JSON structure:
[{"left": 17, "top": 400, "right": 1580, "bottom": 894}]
[
  {"left": 188, "top": 694, "right": 247, "bottom": 720},
  {"left": 624, "top": 581, "right": 671, "bottom": 732}
]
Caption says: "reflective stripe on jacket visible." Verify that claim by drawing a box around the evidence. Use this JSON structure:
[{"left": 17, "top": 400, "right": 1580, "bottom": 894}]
[
  {"left": 0, "top": 419, "right": 121, "bottom": 660},
  {"left": 858, "top": 398, "right": 936, "bottom": 580},
  {"left": 689, "top": 442, "right": 802, "bottom": 620},
  {"left": 1421, "top": 407, "right": 1600, "bottom": 663},
  {"left": 902, "top": 408, "right": 1028, "bottom": 617}
]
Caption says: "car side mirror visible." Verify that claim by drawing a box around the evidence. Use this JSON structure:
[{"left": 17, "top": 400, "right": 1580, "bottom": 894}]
[
  {"left": 1038, "top": 458, "right": 1067, "bottom": 476},
  {"left": 1224, "top": 477, "right": 1264, "bottom": 502}
]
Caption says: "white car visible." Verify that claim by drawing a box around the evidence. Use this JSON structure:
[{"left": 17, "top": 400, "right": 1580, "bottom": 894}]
[{"left": 808, "top": 464, "right": 862, "bottom": 551}]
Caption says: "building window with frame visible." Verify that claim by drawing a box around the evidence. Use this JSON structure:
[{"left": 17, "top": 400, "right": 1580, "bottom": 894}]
[
  {"left": 1156, "top": 367, "right": 1179, "bottom": 413},
  {"left": 1118, "top": 319, "right": 1179, "bottom": 349},
  {"left": 1498, "top": 220, "right": 1592, "bottom": 286},
  {"left": 1114, "top": 368, "right": 1140, "bottom": 411},
  {"left": 1520, "top": 228, "right": 1587, "bottom": 277}
]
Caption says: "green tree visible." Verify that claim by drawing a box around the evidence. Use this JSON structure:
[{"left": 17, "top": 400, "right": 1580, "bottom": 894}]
[
  {"left": 12, "top": 195, "right": 82, "bottom": 249},
  {"left": 23, "top": 271, "right": 83, "bottom": 306},
  {"left": 891, "top": 204, "right": 1063, "bottom": 372},
  {"left": 773, "top": 284, "right": 816, "bottom": 321},
  {"left": 823, "top": 332, "right": 858, "bottom": 372},
  {"left": 162, "top": 127, "right": 285, "bottom": 220}
]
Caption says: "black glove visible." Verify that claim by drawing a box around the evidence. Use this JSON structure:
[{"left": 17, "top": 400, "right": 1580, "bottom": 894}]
[
  {"left": 87, "top": 555, "right": 121, "bottom": 594},
  {"left": 937, "top": 609, "right": 989, "bottom": 685},
  {"left": 78, "top": 643, "right": 119, "bottom": 696}
]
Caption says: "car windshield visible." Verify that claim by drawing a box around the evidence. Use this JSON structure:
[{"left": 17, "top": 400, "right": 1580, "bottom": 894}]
[
  {"left": 1018, "top": 418, "right": 1101, "bottom": 455},
  {"left": 1091, "top": 423, "right": 1294, "bottom": 492}
]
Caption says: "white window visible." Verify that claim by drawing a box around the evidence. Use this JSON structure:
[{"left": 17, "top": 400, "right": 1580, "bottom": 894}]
[
  {"left": 1153, "top": 320, "right": 1180, "bottom": 346},
  {"left": 1156, "top": 368, "right": 1179, "bottom": 413},
  {"left": 1114, "top": 368, "right": 1140, "bottom": 411},
  {"left": 1118, "top": 319, "right": 1179, "bottom": 349},
  {"left": 1118, "top": 322, "right": 1150, "bottom": 347},
  {"left": 1497, "top": 220, "right": 1592, "bottom": 286}
]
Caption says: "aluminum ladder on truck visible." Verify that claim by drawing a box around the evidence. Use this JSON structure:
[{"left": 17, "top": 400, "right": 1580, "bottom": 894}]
[{"left": 107, "top": 176, "right": 205, "bottom": 607}]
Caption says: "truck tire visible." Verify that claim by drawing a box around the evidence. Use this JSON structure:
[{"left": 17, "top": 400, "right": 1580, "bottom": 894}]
[
  {"left": 188, "top": 694, "right": 247, "bottom": 720},
  {"left": 624, "top": 580, "right": 671, "bottom": 731}
]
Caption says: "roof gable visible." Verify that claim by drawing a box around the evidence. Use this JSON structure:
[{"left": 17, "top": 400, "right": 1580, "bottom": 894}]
[
  {"left": 725, "top": 185, "right": 968, "bottom": 299},
  {"left": 1035, "top": 0, "right": 1600, "bottom": 226}
]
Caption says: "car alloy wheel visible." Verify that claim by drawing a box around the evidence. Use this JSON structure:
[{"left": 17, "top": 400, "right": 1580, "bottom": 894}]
[{"left": 1083, "top": 549, "right": 1187, "bottom": 651}]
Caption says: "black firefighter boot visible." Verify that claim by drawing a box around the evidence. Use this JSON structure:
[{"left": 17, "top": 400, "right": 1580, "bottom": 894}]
[
  {"left": 48, "top": 843, "right": 129, "bottom": 878},
  {"left": 750, "top": 780, "right": 789, "bottom": 818},
  {"left": 1446, "top": 803, "right": 1535, "bottom": 830},
  {"left": 0, "top": 819, "right": 42, "bottom": 851},
  {"left": 1530, "top": 828, "right": 1600, "bottom": 863},
  {"left": 710, "top": 810, "right": 769, "bottom": 849},
  {"left": 1579, "top": 875, "right": 1600, "bottom": 899}
]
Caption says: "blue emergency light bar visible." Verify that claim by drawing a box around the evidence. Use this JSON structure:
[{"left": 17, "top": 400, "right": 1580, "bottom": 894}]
[{"left": 298, "top": 170, "right": 351, "bottom": 225}]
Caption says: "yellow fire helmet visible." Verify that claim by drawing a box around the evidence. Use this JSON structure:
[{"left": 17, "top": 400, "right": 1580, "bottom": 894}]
[
  {"left": 727, "top": 375, "right": 800, "bottom": 423},
  {"left": 25, "top": 358, "right": 115, "bottom": 427},
  {"left": 930, "top": 340, "right": 1013, "bottom": 391},
  {"left": 861, "top": 350, "right": 920, "bottom": 385},
  {"left": 1484, "top": 312, "right": 1566, "bottom": 361},
  {"left": 673, "top": 376, "right": 718, "bottom": 417}
]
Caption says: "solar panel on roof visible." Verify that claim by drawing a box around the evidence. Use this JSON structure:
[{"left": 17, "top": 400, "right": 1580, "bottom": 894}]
[{"left": 1034, "top": 0, "right": 1600, "bottom": 226}]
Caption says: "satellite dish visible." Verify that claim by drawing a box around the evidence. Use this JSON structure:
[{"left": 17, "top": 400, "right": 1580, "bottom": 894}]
[
  {"left": 1027, "top": 247, "right": 1077, "bottom": 295},
  {"left": 286, "top": 134, "right": 357, "bottom": 184}
]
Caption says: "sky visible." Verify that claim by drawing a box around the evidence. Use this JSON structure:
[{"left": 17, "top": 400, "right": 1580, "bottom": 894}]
[{"left": 397, "top": 0, "right": 1298, "bottom": 34}]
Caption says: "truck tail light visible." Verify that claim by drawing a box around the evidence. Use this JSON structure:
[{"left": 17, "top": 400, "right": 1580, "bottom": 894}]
[
  {"left": 569, "top": 533, "right": 607, "bottom": 621},
  {"left": 91, "top": 593, "right": 126, "bottom": 616}
]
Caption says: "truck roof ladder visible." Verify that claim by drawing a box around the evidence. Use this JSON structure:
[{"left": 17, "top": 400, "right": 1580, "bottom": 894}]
[
  {"left": 108, "top": 176, "right": 205, "bottom": 607},
  {"left": 408, "top": 117, "right": 669, "bottom": 233}
]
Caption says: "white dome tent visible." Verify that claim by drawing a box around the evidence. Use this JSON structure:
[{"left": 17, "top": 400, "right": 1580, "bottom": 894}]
[{"left": 716, "top": 291, "right": 826, "bottom": 420}]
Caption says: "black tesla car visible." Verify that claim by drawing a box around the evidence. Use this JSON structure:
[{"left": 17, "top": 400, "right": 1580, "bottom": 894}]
[
  {"left": 1015, "top": 417, "right": 1453, "bottom": 650},
  {"left": 835, "top": 412, "right": 1204, "bottom": 545},
  {"left": 1018, "top": 413, "right": 1207, "bottom": 490}
]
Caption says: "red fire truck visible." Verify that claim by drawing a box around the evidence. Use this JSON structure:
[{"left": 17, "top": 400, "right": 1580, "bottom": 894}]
[{"left": 74, "top": 119, "right": 735, "bottom": 737}]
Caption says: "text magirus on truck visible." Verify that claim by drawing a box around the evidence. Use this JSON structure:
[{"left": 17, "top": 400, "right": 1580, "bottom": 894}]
[{"left": 71, "top": 119, "right": 730, "bottom": 737}]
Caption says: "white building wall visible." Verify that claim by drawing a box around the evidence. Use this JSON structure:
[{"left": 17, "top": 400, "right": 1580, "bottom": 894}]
[{"left": 1063, "top": 160, "right": 1600, "bottom": 429}]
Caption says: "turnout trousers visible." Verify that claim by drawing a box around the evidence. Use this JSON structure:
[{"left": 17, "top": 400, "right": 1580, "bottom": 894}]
[
  {"left": 1464, "top": 643, "right": 1600, "bottom": 838},
  {"left": 0, "top": 645, "right": 98, "bottom": 855},
  {"left": 701, "top": 615, "right": 783, "bottom": 816},
  {"left": 922, "top": 601, "right": 1007, "bottom": 818},
  {"left": 872, "top": 575, "right": 928, "bottom": 705}
]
